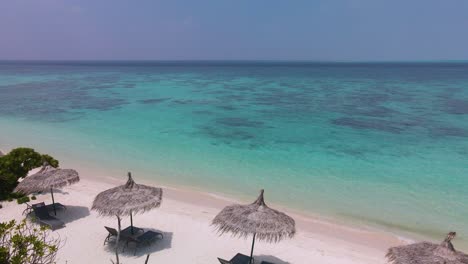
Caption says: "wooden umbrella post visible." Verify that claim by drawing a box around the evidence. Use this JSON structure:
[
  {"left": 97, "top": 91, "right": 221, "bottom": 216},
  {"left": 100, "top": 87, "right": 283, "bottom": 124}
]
[
  {"left": 130, "top": 211, "right": 134, "bottom": 235},
  {"left": 50, "top": 187, "right": 57, "bottom": 215},
  {"left": 115, "top": 215, "right": 121, "bottom": 264},
  {"left": 250, "top": 233, "right": 256, "bottom": 264}
]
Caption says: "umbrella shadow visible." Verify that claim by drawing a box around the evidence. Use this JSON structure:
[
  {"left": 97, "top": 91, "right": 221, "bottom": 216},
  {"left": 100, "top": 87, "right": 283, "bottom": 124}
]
[
  {"left": 55, "top": 205, "right": 90, "bottom": 224},
  {"left": 51, "top": 189, "right": 70, "bottom": 195},
  {"left": 255, "top": 255, "right": 290, "bottom": 264},
  {"left": 34, "top": 189, "right": 70, "bottom": 195},
  {"left": 104, "top": 229, "right": 173, "bottom": 258},
  {"left": 24, "top": 206, "right": 90, "bottom": 227}
]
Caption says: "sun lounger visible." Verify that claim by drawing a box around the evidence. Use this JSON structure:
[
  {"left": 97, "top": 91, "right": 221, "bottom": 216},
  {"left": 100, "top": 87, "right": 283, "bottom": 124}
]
[
  {"left": 104, "top": 226, "right": 119, "bottom": 245},
  {"left": 34, "top": 202, "right": 66, "bottom": 212},
  {"left": 104, "top": 226, "right": 145, "bottom": 246},
  {"left": 125, "top": 230, "right": 163, "bottom": 255},
  {"left": 121, "top": 225, "right": 144, "bottom": 236},
  {"left": 218, "top": 253, "right": 252, "bottom": 264},
  {"left": 32, "top": 205, "right": 65, "bottom": 230},
  {"left": 23, "top": 202, "right": 42, "bottom": 215},
  {"left": 218, "top": 258, "right": 231, "bottom": 264},
  {"left": 44, "top": 202, "right": 66, "bottom": 211},
  {"left": 23, "top": 202, "right": 66, "bottom": 215}
]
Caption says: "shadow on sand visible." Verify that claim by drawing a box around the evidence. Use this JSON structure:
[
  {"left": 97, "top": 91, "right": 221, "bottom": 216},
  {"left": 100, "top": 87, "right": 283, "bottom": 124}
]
[
  {"left": 55, "top": 205, "right": 90, "bottom": 224},
  {"left": 104, "top": 229, "right": 173, "bottom": 258},
  {"left": 255, "top": 255, "right": 290, "bottom": 264},
  {"left": 25, "top": 205, "right": 90, "bottom": 230},
  {"left": 50, "top": 189, "right": 70, "bottom": 195}
]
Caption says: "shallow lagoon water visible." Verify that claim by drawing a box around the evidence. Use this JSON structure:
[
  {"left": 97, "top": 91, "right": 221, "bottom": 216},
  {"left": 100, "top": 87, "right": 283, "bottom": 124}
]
[{"left": 1, "top": 61, "right": 468, "bottom": 244}]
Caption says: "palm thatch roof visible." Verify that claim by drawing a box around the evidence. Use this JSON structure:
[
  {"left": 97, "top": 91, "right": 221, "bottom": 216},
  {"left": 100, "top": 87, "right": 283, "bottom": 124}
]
[
  {"left": 212, "top": 189, "right": 296, "bottom": 243},
  {"left": 387, "top": 232, "right": 468, "bottom": 264},
  {"left": 14, "top": 165, "right": 80, "bottom": 194},
  {"left": 91, "top": 172, "right": 163, "bottom": 217}
]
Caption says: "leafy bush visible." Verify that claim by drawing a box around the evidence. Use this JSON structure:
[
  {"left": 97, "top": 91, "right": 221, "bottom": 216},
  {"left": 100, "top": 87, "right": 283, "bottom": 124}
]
[
  {"left": 16, "top": 196, "right": 30, "bottom": 204},
  {"left": 31, "top": 195, "right": 37, "bottom": 200},
  {"left": 0, "top": 148, "right": 59, "bottom": 200},
  {"left": 0, "top": 171, "right": 21, "bottom": 202},
  {"left": 0, "top": 219, "right": 61, "bottom": 264},
  {"left": 41, "top": 154, "right": 59, "bottom": 168}
]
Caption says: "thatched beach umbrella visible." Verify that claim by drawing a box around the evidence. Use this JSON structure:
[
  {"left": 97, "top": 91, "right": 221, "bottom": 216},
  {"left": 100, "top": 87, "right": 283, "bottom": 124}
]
[
  {"left": 15, "top": 164, "right": 80, "bottom": 215},
  {"left": 387, "top": 232, "right": 468, "bottom": 264},
  {"left": 212, "top": 189, "right": 295, "bottom": 263},
  {"left": 91, "top": 172, "right": 163, "bottom": 235}
]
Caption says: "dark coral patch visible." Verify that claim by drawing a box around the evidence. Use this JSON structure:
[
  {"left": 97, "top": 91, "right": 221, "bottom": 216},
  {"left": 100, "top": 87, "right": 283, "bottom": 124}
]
[
  {"left": 331, "top": 117, "right": 403, "bottom": 133},
  {"left": 192, "top": 110, "right": 213, "bottom": 115},
  {"left": 444, "top": 99, "right": 468, "bottom": 114},
  {"left": 172, "top": 99, "right": 217, "bottom": 105},
  {"left": 430, "top": 126, "right": 468, "bottom": 138},
  {"left": 340, "top": 105, "right": 399, "bottom": 118},
  {"left": 138, "top": 98, "right": 171, "bottom": 105},
  {"left": 216, "top": 105, "right": 237, "bottom": 111},
  {"left": 215, "top": 117, "right": 264, "bottom": 128}
]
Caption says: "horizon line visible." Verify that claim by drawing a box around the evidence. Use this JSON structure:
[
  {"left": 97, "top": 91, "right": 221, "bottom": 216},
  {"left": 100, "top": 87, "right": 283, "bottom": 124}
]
[{"left": 1, "top": 59, "right": 468, "bottom": 63}]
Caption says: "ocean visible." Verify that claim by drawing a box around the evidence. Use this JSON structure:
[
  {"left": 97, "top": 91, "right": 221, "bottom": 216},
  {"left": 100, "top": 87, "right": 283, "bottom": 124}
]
[{"left": 1, "top": 61, "right": 467, "bottom": 244}]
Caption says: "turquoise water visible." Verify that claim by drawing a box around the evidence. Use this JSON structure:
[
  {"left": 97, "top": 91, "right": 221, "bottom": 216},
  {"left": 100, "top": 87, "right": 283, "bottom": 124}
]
[{"left": 1, "top": 61, "right": 468, "bottom": 242}]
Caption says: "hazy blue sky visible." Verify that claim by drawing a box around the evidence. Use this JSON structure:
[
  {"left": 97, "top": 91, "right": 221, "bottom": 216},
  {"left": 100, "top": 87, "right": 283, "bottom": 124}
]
[{"left": 1, "top": 0, "right": 467, "bottom": 61}]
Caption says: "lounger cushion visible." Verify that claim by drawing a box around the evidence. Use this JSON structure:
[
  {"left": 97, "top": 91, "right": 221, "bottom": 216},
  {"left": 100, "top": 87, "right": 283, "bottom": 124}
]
[
  {"left": 218, "top": 258, "right": 231, "bottom": 264},
  {"left": 231, "top": 253, "right": 252, "bottom": 264},
  {"left": 33, "top": 206, "right": 65, "bottom": 230}
]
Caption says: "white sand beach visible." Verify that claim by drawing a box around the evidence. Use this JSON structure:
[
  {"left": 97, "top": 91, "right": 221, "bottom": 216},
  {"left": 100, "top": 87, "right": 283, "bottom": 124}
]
[{"left": 0, "top": 167, "right": 405, "bottom": 264}]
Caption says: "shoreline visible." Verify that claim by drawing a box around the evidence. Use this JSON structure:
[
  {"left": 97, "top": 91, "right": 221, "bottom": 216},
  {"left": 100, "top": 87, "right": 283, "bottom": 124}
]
[
  {"left": 67, "top": 155, "right": 410, "bottom": 241},
  {"left": 93, "top": 174, "right": 409, "bottom": 253},
  {"left": 0, "top": 147, "right": 412, "bottom": 263},
  {"left": 96, "top": 169, "right": 406, "bottom": 249},
  {"left": 1, "top": 144, "right": 419, "bottom": 246},
  {"left": 66, "top": 155, "right": 424, "bottom": 244}
]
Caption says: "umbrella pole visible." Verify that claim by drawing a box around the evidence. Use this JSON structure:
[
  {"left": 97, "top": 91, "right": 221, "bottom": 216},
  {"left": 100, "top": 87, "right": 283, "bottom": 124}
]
[
  {"left": 130, "top": 211, "right": 134, "bottom": 235},
  {"left": 115, "top": 215, "right": 121, "bottom": 264},
  {"left": 50, "top": 187, "right": 57, "bottom": 215},
  {"left": 250, "top": 233, "right": 256, "bottom": 264}
]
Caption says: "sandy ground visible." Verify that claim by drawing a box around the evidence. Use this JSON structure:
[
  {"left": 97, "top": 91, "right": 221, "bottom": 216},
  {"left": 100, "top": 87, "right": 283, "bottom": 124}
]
[{"left": 0, "top": 167, "right": 406, "bottom": 264}]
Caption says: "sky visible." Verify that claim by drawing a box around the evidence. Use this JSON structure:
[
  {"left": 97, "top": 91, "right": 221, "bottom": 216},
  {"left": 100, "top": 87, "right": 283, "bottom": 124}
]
[{"left": 0, "top": 0, "right": 468, "bottom": 61}]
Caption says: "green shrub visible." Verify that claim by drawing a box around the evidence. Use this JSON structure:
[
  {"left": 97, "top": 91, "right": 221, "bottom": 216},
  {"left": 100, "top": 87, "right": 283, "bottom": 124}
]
[
  {"left": 16, "top": 196, "right": 30, "bottom": 204},
  {"left": 41, "top": 154, "right": 59, "bottom": 168},
  {"left": 31, "top": 195, "right": 37, "bottom": 200},
  {"left": 0, "top": 148, "right": 59, "bottom": 201},
  {"left": 0, "top": 219, "right": 61, "bottom": 264}
]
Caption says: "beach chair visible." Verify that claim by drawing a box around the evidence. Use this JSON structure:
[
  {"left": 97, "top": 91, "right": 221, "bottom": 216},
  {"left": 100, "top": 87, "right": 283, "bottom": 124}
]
[
  {"left": 125, "top": 230, "right": 164, "bottom": 255},
  {"left": 121, "top": 225, "right": 144, "bottom": 237},
  {"left": 23, "top": 202, "right": 67, "bottom": 216},
  {"left": 217, "top": 253, "right": 252, "bottom": 264},
  {"left": 104, "top": 226, "right": 119, "bottom": 245},
  {"left": 32, "top": 205, "right": 65, "bottom": 230},
  {"left": 44, "top": 202, "right": 67, "bottom": 212},
  {"left": 23, "top": 202, "right": 46, "bottom": 215},
  {"left": 217, "top": 259, "right": 231, "bottom": 264}
]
